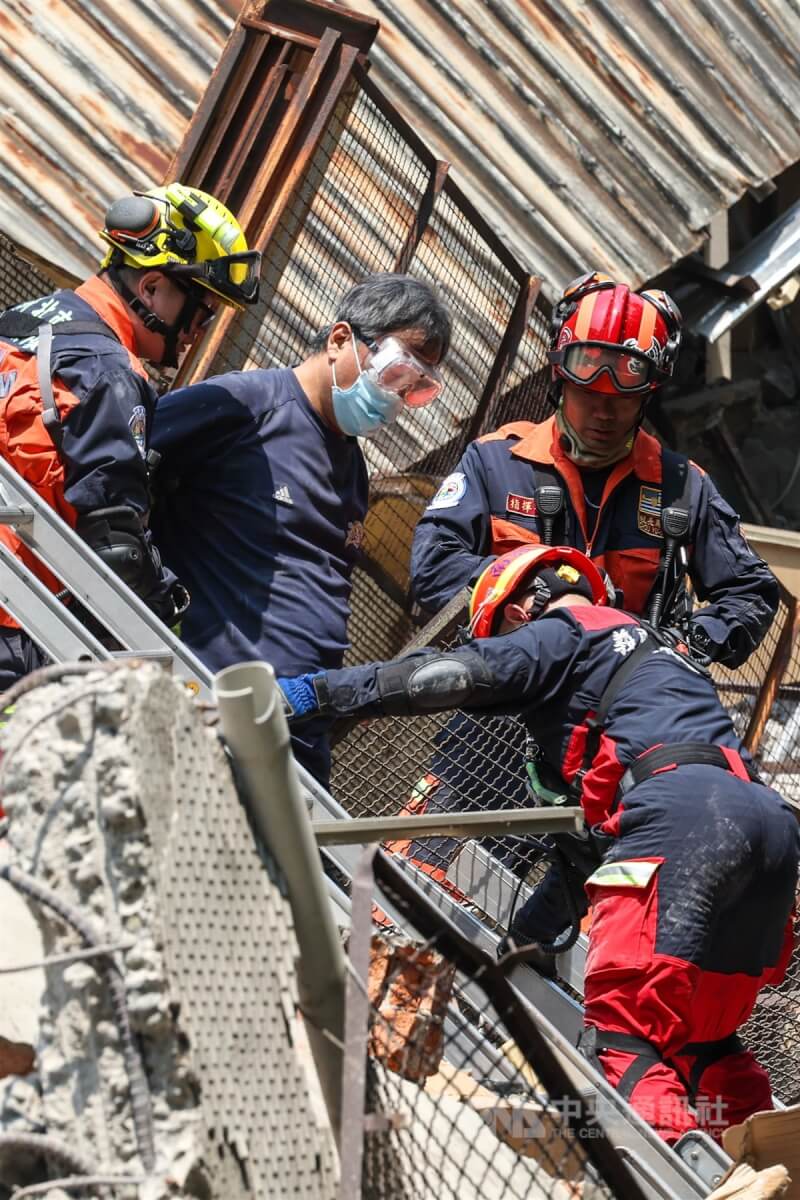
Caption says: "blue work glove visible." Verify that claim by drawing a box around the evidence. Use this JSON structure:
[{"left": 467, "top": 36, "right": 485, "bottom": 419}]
[{"left": 277, "top": 674, "right": 323, "bottom": 721}]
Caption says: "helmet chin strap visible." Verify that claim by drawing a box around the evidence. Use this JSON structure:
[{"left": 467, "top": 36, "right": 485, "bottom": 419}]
[
  {"left": 106, "top": 265, "right": 204, "bottom": 368},
  {"left": 555, "top": 402, "right": 640, "bottom": 469}
]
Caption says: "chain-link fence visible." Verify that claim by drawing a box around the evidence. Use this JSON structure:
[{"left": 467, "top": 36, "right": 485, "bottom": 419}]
[{"left": 348, "top": 850, "right": 645, "bottom": 1200}]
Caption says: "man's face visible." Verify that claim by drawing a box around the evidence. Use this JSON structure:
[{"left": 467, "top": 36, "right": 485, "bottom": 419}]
[
  {"left": 140, "top": 274, "right": 217, "bottom": 362},
  {"left": 331, "top": 323, "right": 444, "bottom": 396},
  {"left": 561, "top": 381, "right": 642, "bottom": 455}
]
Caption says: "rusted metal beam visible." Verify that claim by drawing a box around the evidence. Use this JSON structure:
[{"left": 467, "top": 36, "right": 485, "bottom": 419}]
[
  {"left": 167, "top": 26, "right": 249, "bottom": 184},
  {"left": 393, "top": 159, "right": 450, "bottom": 275},
  {"left": 238, "top": 26, "right": 343, "bottom": 235},
  {"left": 464, "top": 274, "right": 542, "bottom": 445},
  {"left": 250, "top": 0, "right": 378, "bottom": 54},
  {"left": 167, "top": 0, "right": 378, "bottom": 388},
  {"left": 744, "top": 584, "right": 799, "bottom": 756}
]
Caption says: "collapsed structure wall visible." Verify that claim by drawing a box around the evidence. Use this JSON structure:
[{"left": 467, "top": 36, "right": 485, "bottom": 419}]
[{"left": 0, "top": 663, "right": 337, "bottom": 1198}]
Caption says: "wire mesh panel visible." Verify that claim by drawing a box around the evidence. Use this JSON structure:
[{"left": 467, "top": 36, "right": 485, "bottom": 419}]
[
  {"left": 708, "top": 591, "right": 793, "bottom": 748},
  {"left": 0, "top": 235, "right": 60, "bottom": 309},
  {"left": 331, "top": 603, "right": 544, "bottom": 922},
  {"left": 353, "top": 852, "right": 644, "bottom": 1200},
  {"left": 186, "top": 58, "right": 549, "bottom": 667}
]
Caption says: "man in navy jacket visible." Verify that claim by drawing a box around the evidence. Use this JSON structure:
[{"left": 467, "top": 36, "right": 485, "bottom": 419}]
[{"left": 151, "top": 274, "right": 451, "bottom": 784}]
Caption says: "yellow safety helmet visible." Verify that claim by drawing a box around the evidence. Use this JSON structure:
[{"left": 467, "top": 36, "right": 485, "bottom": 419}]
[{"left": 99, "top": 183, "right": 260, "bottom": 310}]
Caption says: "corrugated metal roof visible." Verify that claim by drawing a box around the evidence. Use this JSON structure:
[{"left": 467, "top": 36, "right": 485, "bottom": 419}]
[
  {"left": 4, "top": 1, "right": 800, "bottom": 300},
  {"left": 0, "top": 0, "right": 237, "bottom": 282},
  {"left": 357, "top": 0, "right": 800, "bottom": 297}
]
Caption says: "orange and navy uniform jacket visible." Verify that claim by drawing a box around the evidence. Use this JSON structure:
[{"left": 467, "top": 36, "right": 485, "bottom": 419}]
[
  {"left": 410, "top": 415, "right": 778, "bottom": 667},
  {"left": 0, "top": 277, "right": 174, "bottom": 627}
]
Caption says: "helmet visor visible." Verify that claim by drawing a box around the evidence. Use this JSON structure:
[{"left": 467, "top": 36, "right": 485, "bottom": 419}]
[
  {"left": 550, "top": 342, "right": 659, "bottom": 392},
  {"left": 363, "top": 335, "right": 443, "bottom": 408},
  {"left": 167, "top": 250, "right": 262, "bottom": 307}
]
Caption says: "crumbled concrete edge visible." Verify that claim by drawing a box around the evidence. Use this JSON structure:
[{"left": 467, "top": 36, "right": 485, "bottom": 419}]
[{"left": 0, "top": 664, "right": 337, "bottom": 1199}]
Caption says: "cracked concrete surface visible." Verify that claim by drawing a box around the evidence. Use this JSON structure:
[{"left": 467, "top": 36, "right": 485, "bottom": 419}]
[{"left": 0, "top": 664, "right": 337, "bottom": 1199}]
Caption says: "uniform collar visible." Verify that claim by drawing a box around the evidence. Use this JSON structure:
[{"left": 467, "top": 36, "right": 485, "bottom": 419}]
[
  {"left": 75, "top": 275, "right": 140, "bottom": 356},
  {"left": 511, "top": 413, "right": 663, "bottom": 482}
]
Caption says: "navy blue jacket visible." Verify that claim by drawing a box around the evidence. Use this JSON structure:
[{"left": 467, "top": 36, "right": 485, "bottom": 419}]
[
  {"left": 0, "top": 276, "right": 175, "bottom": 624},
  {"left": 150, "top": 367, "right": 369, "bottom": 780},
  {"left": 410, "top": 416, "right": 778, "bottom": 667},
  {"left": 320, "top": 605, "right": 757, "bottom": 829}
]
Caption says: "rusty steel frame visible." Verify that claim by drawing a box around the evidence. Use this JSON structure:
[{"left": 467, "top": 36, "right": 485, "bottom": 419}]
[
  {"left": 744, "top": 581, "right": 800, "bottom": 755},
  {"left": 165, "top": 0, "right": 380, "bottom": 389}
]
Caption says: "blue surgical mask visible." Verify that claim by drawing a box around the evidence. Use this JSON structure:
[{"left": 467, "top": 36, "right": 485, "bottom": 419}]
[{"left": 331, "top": 333, "right": 405, "bottom": 437}]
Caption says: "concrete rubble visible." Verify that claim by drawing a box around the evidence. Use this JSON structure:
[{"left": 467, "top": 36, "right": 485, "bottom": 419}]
[{"left": 0, "top": 663, "right": 337, "bottom": 1199}]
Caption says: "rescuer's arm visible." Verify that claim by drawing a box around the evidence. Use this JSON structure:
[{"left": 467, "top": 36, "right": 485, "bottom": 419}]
[
  {"left": 410, "top": 443, "right": 496, "bottom": 613},
  {"left": 278, "top": 619, "right": 581, "bottom": 721},
  {"left": 59, "top": 370, "right": 188, "bottom": 623},
  {"left": 687, "top": 467, "right": 779, "bottom": 667}
]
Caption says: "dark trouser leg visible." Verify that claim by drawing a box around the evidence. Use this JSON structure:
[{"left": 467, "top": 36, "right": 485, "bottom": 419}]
[{"left": 0, "top": 628, "right": 49, "bottom": 692}]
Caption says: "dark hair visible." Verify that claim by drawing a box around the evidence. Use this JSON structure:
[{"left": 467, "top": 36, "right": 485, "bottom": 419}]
[{"left": 309, "top": 273, "right": 451, "bottom": 360}]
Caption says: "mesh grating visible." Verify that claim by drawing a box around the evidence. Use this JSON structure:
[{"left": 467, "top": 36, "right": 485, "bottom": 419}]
[
  {"left": 357, "top": 857, "right": 630, "bottom": 1200},
  {"left": 0, "top": 235, "right": 60, "bottom": 310}
]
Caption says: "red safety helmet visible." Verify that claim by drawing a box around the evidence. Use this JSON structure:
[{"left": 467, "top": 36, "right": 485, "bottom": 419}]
[
  {"left": 548, "top": 271, "right": 682, "bottom": 396},
  {"left": 468, "top": 544, "right": 608, "bottom": 639}
]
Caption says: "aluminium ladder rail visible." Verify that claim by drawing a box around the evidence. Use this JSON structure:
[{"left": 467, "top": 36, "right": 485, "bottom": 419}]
[
  {"left": 0, "top": 455, "right": 721, "bottom": 1198},
  {"left": 0, "top": 457, "right": 212, "bottom": 699}
]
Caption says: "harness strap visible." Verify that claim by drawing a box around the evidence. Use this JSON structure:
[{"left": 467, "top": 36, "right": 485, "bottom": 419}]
[
  {"left": 679, "top": 1034, "right": 745, "bottom": 1100},
  {"left": 0, "top": 312, "right": 121, "bottom": 453},
  {"left": 36, "top": 323, "right": 61, "bottom": 452},
  {"left": 571, "top": 634, "right": 658, "bottom": 799},
  {"left": 581, "top": 1026, "right": 746, "bottom": 1104},
  {"left": 578, "top": 1027, "right": 664, "bottom": 1101},
  {"left": 618, "top": 743, "right": 761, "bottom": 798}
]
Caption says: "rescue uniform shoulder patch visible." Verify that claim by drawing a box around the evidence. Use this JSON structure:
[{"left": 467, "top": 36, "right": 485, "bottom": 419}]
[
  {"left": 128, "top": 405, "right": 147, "bottom": 458},
  {"left": 428, "top": 471, "right": 466, "bottom": 510},
  {"left": 637, "top": 485, "right": 662, "bottom": 538}
]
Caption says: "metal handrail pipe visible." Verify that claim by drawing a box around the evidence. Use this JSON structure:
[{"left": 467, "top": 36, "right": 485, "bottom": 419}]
[
  {"left": 312, "top": 806, "right": 584, "bottom": 844},
  {"left": 215, "top": 661, "right": 346, "bottom": 1139}
]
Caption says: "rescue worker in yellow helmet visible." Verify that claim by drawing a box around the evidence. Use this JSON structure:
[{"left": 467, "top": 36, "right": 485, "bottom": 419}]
[{"left": 0, "top": 183, "right": 261, "bottom": 690}]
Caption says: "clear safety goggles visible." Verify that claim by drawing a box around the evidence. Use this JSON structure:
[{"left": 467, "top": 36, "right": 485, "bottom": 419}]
[
  {"left": 358, "top": 333, "right": 443, "bottom": 407},
  {"left": 549, "top": 341, "right": 661, "bottom": 393}
]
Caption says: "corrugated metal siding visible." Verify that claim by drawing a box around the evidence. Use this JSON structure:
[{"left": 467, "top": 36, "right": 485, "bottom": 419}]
[
  {"left": 0, "top": 0, "right": 237, "bottom": 281},
  {"left": 357, "top": 0, "right": 800, "bottom": 296},
  {"left": 4, "top": 1, "right": 800, "bottom": 297}
]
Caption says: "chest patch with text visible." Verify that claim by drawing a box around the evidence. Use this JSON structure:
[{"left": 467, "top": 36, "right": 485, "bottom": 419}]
[{"left": 506, "top": 492, "right": 538, "bottom": 517}]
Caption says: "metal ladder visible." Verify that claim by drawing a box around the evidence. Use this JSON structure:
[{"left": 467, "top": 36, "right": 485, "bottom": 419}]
[
  {"left": 0, "top": 454, "right": 729, "bottom": 1198},
  {"left": 0, "top": 457, "right": 213, "bottom": 699}
]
